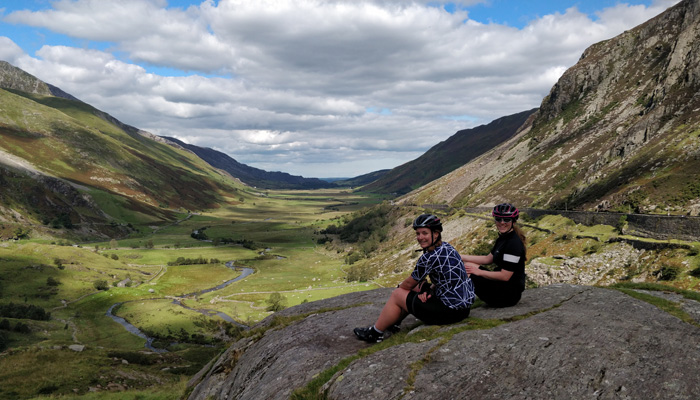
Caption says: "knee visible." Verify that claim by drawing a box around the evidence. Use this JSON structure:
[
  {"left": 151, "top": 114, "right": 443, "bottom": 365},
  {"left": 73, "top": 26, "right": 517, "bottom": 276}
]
[{"left": 390, "top": 287, "right": 409, "bottom": 304}]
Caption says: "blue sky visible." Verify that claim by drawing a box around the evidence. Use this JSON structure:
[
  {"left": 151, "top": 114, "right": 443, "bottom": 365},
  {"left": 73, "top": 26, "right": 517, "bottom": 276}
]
[{"left": 0, "top": 0, "right": 681, "bottom": 177}]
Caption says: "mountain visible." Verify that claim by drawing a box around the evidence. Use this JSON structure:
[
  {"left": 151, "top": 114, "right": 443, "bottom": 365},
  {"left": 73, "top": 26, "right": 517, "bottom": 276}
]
[
  {"left": 403, "top": 0, "right": 700, "bottom": 216},
  {"left": 0, "top": 61, "right": 78, "bottom": 101},
  {"left": 363, "top": 108, "right": 537, "bottom": 195},
  {"left": 161, "top": 136, "right": 338, "bottom": 190},
  {"left": 331, "top": 169, "right": 390, "bottom": 187},
  {"left": 0, "top": 62, "right": 249, "bottom": 238}
]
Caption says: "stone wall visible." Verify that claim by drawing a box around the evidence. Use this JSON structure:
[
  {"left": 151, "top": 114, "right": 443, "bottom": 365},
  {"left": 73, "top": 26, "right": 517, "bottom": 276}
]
[
  {"left": 422, "top": 205, "right": 700, "bottom": 241},
  {"left": 521, "top": 208, "right": 700, "bottom": 241}
]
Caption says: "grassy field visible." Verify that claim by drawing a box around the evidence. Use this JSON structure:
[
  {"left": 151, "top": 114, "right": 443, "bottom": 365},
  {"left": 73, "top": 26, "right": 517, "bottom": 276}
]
[
  {"left": 0, "top": 188, "right": 386, "bottom": 400},
  {"left": 3, "top": 188, "right": 698, "bottom": 399}
]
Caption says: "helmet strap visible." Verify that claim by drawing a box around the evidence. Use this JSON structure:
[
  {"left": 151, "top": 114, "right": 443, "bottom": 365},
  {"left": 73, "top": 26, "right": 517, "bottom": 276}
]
[{"left": 424, "top": 231, "right": 442, "bottom": 252}]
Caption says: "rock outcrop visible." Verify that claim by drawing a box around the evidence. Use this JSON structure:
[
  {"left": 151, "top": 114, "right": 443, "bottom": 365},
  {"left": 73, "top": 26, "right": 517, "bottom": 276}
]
[
  {"left": 188, "top": 284, "right": 700, "bottom": 399},
  {"left": 403, "top": 0, "right": 700, "bottom": 215}
]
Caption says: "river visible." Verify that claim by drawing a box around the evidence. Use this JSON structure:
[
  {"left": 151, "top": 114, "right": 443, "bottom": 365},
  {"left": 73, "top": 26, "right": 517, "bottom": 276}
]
[{"left": 106, "top": 261, "right": 254, "bottom": 352}]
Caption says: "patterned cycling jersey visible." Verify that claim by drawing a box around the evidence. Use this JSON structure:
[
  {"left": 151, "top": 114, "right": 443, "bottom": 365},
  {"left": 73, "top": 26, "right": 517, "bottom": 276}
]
[{"left": 411, "top": 242, "right": 475, "bottom": 310}]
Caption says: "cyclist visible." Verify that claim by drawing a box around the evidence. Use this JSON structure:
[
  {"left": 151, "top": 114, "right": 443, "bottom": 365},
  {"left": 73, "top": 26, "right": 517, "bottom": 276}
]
[
  {"left": 354, "top": 214, "right": 475, "bottom": 343},
  {"left": 461, "top": 203, "right": 527, "bottom": 307}
]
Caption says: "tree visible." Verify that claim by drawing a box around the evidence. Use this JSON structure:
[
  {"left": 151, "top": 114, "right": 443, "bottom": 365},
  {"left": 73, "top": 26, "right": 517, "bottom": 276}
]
[
  {"left": 94, "top": 280, "right": 109, "bottom": 291},
  {"left": 265, "top": 292, "right": 287, "bottom": 312},
  {"left": 109, "top": 239, "right": 118, "bottom": 249}
]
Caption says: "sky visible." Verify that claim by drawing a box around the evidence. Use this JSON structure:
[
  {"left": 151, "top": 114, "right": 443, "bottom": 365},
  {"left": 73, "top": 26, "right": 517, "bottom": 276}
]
[{"left": 0, "top": 0, "right": 682, "bottom": 178}]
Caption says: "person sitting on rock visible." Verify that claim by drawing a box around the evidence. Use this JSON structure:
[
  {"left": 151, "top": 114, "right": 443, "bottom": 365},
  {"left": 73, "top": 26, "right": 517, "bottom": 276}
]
[
  {"left": 354, "top": 214, "right": 475, "bottom": 343},
  {"left": 461, "top": 203, "right": 527, "bottom": 308}
]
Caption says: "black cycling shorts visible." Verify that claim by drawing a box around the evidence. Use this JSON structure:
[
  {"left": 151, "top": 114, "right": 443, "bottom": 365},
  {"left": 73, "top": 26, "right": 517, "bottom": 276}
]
[{"left": 406, "top": 291, "right": 470, "bottom": 325}]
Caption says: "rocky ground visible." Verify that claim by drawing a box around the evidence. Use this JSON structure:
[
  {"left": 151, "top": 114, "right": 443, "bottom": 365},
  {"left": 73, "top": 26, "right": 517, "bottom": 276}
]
[
  {"left": 187, "top": 284, "right": 700, "bottom": 400},
  {"left": 527, "top": 242, "right": 646, "bottom": 286}
]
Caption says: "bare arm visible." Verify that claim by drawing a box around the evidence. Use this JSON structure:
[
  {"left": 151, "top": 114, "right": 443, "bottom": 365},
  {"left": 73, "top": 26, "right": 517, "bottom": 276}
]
[
  {"left": 468, "top": 267, "right": 513, "bottom": 281},
  {"left": 398, "top": 276, "right": 420, "bottom": 291},
  {"left": 462, "top": 253, "right": 513, "bottom": 281},
  {"left": 461, "top": 253, "right": 494, "bottom": 265}
]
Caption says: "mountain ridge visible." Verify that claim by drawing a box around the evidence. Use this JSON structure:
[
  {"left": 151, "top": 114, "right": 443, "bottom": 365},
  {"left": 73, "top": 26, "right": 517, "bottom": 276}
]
[
  {"left": 160, "top": 136, "right": 340, "bottom": 190},
  {"left": 0, "top": 66, "right": 248, "bottom": 237},
  {"left": 363, "top": 108, "right": 537, "bottom": 195},
  {"left": 402, "top": 0, "right": 700, "bottom": 216}
]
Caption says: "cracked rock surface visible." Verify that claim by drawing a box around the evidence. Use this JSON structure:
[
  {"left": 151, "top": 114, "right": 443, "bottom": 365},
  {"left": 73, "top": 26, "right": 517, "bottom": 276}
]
[{"left": 188, "top": 284, "right": 700, "bottom": 400}]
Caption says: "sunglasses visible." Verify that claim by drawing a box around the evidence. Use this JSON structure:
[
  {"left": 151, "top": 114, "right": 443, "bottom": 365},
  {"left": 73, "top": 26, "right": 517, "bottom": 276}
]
[{"left": 494, "top": 217, "right": 513, "bottom": 223}]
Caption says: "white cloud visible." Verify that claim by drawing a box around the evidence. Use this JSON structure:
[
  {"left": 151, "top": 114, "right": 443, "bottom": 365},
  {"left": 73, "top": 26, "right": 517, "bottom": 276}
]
[
  {"left": 1, "top": 0, "right": 683, "bottom": 177},
  {"left": 0, "top": 36, "right": 25, "bottom": 64}
]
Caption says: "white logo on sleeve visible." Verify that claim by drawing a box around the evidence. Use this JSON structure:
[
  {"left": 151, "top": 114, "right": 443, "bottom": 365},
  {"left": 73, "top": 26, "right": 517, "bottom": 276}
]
[{"left": 503, "top": 253, "right": 520, "bottom": 263}]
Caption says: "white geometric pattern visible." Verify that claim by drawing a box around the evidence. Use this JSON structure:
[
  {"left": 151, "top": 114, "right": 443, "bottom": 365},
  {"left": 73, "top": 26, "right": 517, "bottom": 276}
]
[{"left": 411, "top": 242, "right": 475, "bottom": 309}]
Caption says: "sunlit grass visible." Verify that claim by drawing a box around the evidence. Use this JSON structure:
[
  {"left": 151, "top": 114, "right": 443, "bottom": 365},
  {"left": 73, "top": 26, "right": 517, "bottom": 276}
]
[{"left": 0, "top": 186, "right": 386, "bottom": 398}]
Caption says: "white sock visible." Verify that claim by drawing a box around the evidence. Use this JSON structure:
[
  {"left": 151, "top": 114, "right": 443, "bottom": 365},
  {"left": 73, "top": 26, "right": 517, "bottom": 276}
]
[{"left": 373, "top": 325, "right": 384, "bottom": 333}]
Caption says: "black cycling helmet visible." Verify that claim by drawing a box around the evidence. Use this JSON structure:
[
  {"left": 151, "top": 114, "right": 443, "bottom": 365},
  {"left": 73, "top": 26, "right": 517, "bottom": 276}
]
[
  {"left": 492, "top": 203, "right": 519, "bottom": 221},
  {"left": 413, "top": 214, "right": 443, "bottom": 232}
]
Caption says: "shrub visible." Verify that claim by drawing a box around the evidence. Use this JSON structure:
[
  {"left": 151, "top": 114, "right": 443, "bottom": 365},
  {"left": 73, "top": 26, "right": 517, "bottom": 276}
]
[
  {"left": 616, "top": 215, "right": 628, "bottom": 234},
  {"left": 107, "top": 350, "right": 158, "bottom": 365},
  {"left": 167, "top": 256, "right": 221, "bottom": 266},
  {"left": 583, "top": 241, "right": 603, "bottom": 254},
  {"left": 46, "top": 277, "right": 60, "bottom": 287},
  {"left": 13, "top": 227, "right": 30, "bottom": 240},
  {"left": 191, "top": 228, "right": 209, "bottom": 240},
  {"left": 689, "top": 266, "right": 700, "bottom": 278},
  {"left": 345, "top": 252, "right": 362, "bottom": 265},
  {"left": 334, "top": 204, "right": 393, "bottom": 250},
  {"left": 321, "top": 224, "right": 341, "bottom": 234},
  {"left": 13, "top": 322, "right": 30, "bottom": 333},
  {"left": 36, "top": 385, "right": 59, "bottom": 395},
  {"left": 346, "top": 263, "right": 374, "bottom": 282},
  {"left": 658, "top": 265, "right": 681, "bottom": 281},
  {"left": 555, "top": 226, "right": 576, "bottom": 241},
  {"left": 0, "top": 303, "right": 51, "bottom": 320},
  {"left": 94, "top": 280, "right": 109, "bottom": 291}
]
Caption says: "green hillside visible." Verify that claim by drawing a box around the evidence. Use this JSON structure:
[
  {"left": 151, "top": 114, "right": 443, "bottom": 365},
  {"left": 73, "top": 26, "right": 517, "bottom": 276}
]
[{"left": 0, "top": 86, "right": 253, "bottom": 239}]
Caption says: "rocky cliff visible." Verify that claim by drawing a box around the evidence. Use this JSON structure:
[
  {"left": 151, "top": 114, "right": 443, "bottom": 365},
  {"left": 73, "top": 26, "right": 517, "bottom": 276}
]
[
  {"left": 404, "top": 0, "right": 700, "bottom": 215},
  {"left": 187, "top": 284, "right": 700, "bottom": 399}
]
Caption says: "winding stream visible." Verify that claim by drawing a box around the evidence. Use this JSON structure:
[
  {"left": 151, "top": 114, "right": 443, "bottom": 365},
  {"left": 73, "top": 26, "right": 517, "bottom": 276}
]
[{"left": 106, "top": 261, "right": 254, "bottom": 352}]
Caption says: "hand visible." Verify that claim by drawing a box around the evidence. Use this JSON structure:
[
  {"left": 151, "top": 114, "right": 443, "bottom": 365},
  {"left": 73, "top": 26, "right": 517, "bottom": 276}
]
[
  {"left": 464, "top": 263, "right": 480, "bottom": 276},
  {"left": 418, "top": 292, "right": 431, "bottom": 302}
]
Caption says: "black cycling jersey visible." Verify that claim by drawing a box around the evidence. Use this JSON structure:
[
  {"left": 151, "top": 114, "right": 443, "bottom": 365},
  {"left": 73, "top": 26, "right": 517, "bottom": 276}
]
[
  {"left": 471, "top": 230, "right": 526, "bottom": 307},
  {"left": 490, "top": 230, "right": 526, "bottom": 291}
]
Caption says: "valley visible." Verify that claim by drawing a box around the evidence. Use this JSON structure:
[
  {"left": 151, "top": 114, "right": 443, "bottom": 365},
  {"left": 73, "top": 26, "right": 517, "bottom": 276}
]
[
  {"left": 1, "top": 183, "right": 699, "bottom": 399},
  {"left": 1, "top": 2, "right": 700, "bottom": 397},
  {"left": 0, "top": 188, "right": 387, "bottom": 399}
]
